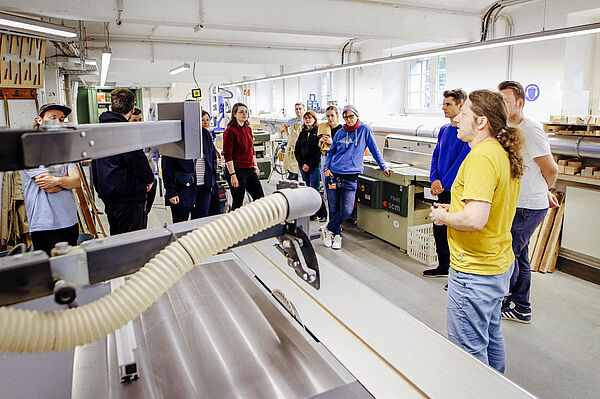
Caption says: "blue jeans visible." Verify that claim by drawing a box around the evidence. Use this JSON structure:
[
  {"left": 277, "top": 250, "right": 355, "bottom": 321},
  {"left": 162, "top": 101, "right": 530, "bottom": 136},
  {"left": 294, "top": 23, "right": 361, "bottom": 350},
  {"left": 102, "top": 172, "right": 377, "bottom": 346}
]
[
  {"left": 447, "top": 264, "right": 513, "bottom": 373},
  {"left": 287, "top": 172, "right": 298, "bottom": 180},
  {"left": 300, "top": 167, "right": 326, "bottom": 218},
  {"left": 326, "top": 176, "right": 357, "bottom": 235},
  {"left": 508, "top": 207, "right": 547, "bottom": 313},
  {"left": 320, "top": 155, "right": 327, "bottom": 194},
  {"left": 320, "top": 155, "right": 330, "bottom": 220}
]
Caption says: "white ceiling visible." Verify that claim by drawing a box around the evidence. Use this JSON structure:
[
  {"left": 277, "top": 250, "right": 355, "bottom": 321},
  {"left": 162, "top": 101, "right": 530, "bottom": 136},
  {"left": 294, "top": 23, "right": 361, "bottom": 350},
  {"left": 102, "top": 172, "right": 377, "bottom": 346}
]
[{"left": 1, "top": 0, "right": 511, "bottom": 86}]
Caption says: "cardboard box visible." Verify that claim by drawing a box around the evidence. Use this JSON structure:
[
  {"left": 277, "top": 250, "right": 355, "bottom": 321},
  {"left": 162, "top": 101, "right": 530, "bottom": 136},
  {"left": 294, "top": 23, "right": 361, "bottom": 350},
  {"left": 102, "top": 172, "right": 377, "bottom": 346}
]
[
  {"left": 558, "top": 165, "right": 565, "bottom": 173},
  {"left": 564, "top": 166, "right": 581, "bottom": 175},
  {"left": 593, "top": 170, "right": 600, "bottom": 178},
  {"left": 581, "top": 166, "right": 599, "bottom": 177},
  {"left": 558, "top": 159, "right": 568, "bottom": 166},
  {"left": 582, "top": 169, "right": 592, "bottom": 177},
  {"left": 567, "top": 161, "right": 583, "bottom": 168},
  {"left": 567, "top": 116, "right": 579, "bottom": 124},
  {"left": 549, "top": 115, "right": 566, "bottom": 123},
  {"left": 249, "top": 117, "right": 261, "bottom": 130}
]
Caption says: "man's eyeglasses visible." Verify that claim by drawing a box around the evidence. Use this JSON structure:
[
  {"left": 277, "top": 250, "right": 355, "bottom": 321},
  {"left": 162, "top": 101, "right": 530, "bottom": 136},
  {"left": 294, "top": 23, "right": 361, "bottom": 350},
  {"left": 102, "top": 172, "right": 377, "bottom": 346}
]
[{"left": 342, "top": 114, "right": 356, "bottom": 120}]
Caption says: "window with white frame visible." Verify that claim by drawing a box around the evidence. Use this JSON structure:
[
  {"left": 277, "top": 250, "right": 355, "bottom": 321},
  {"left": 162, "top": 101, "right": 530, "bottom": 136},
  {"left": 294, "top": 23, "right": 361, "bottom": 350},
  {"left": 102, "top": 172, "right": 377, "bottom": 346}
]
[{"left": 407, "top": 55, "right": 446, "bottom": 111}]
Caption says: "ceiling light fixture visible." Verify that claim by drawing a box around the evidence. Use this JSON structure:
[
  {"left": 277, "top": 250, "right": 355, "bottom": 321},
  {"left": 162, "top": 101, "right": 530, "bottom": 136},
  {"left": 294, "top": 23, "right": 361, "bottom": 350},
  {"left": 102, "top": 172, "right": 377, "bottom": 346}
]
[
  {"left": 100, "top": 48, "right": 112, "bottom": 86},
  {"left": 220, "top": 22, "right": 600, "bottom": 88},
  {"left": 0, "top": 12, "right": 77, "bottom": 39},
  {"left": 99, "top": 22, "right": 112, "bottom": 87},
  {"left": 169, "top": 62, "right": 191, "bottom": 75}
]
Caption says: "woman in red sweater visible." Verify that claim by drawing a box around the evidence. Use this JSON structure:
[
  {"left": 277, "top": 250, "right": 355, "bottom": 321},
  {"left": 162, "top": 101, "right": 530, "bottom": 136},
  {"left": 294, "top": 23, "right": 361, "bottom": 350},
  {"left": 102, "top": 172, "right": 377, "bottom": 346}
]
[{"left": 222, "top": 102, "right": 264, "bottom": 210}]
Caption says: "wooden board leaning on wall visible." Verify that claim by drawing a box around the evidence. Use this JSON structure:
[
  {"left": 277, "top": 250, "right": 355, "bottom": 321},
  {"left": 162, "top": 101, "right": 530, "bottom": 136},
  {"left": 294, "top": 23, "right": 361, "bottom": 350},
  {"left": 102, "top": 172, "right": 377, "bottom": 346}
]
[{"left": 529, "top": 191, "right": 565, "bottom": 273}]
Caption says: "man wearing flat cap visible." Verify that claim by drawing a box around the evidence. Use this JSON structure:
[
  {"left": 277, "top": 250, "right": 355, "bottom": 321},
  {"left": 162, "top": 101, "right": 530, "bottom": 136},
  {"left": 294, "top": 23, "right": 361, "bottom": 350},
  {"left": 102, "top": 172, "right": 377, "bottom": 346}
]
[{"left": 21, "top": 104, "right": 81, "bottom": 254}]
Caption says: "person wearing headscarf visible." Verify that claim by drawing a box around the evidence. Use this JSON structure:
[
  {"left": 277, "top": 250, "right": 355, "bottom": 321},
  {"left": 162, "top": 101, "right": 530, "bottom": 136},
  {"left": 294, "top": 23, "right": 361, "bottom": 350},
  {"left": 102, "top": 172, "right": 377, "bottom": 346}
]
[{"left": 322, "top": 105, "right": 390, "bottom": 249}]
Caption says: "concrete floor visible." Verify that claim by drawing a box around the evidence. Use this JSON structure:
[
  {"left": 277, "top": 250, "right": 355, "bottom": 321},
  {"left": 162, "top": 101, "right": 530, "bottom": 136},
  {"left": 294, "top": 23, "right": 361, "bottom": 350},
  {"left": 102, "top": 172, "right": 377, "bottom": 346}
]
[
  {"left": 2, "top": 180, "right": 598, "bottom": 399},
  {"left": 312, "top": 222, "right": 600, "bottom": 399}
]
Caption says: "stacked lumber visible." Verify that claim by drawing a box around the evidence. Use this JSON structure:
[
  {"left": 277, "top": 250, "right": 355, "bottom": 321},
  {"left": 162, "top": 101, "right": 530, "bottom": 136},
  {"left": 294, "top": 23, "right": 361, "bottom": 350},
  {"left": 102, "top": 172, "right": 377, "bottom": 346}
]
[{"left": 529, "top": 192, "right": 565, "bottom": 273}]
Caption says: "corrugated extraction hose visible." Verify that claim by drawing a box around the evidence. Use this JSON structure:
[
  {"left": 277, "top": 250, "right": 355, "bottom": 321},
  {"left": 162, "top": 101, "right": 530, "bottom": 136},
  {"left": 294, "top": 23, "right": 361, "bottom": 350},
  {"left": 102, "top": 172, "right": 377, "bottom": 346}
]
[{"left": 0, "top": 193, "right": 289, "bottom": 353}]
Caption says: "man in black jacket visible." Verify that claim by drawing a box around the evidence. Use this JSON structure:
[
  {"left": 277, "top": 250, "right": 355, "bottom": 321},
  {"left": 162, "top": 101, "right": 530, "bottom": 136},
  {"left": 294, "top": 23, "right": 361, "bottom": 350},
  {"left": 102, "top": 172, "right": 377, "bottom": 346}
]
[{"left": 92, "top": 89, "right": 154, "bottom": 235}]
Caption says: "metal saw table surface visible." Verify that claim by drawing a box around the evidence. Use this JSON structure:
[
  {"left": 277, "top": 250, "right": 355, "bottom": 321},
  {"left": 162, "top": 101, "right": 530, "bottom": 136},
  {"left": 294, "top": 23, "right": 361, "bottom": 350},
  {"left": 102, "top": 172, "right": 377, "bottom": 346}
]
[{"left": 71, "top": 254, "right": 365, "bottom": 399}]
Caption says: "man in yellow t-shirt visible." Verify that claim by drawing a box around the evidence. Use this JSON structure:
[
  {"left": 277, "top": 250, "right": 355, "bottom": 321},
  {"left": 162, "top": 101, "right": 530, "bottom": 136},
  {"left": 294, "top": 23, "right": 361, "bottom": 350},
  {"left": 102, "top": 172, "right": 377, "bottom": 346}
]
[{"left": 430, "top": 90, "right": 523, "bottom": 374}]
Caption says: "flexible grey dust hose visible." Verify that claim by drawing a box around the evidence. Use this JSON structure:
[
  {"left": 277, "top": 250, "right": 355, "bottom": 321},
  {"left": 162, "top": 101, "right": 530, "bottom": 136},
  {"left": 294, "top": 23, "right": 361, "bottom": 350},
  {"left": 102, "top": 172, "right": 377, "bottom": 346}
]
[{"left": 0, "top": 193, "right": 289, "bottom": 353}]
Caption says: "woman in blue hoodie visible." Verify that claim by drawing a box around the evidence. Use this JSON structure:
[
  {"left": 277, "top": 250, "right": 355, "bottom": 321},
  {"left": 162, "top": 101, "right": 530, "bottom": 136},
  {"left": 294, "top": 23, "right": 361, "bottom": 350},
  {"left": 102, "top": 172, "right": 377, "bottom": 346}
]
[{"left": 322, "top": 105, "right": 391, "bottom": 249}]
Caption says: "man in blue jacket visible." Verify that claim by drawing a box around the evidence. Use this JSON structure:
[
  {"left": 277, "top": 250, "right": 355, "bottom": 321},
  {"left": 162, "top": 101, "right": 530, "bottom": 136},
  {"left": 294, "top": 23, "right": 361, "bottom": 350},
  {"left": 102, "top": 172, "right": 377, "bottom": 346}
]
[
  {"left": 92, "top": 89, "right": 154, "bottom": 235},
  {"left": 424, "top": 89, "right": 470, "bottom": 277}
]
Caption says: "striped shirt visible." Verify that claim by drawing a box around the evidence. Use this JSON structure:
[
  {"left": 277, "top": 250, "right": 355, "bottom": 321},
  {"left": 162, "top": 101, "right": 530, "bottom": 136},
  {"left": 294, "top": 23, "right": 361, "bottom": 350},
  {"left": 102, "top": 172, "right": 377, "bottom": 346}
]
[{"left": 195, "top": 158, "right": 205, "bottom": 186}]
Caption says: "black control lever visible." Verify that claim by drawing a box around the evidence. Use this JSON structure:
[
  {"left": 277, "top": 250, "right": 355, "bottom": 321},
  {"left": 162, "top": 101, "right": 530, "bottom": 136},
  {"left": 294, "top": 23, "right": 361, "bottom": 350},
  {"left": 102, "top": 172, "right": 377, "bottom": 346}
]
[{"left": 274, "top": 222, "right": 320, "bottom": 290}]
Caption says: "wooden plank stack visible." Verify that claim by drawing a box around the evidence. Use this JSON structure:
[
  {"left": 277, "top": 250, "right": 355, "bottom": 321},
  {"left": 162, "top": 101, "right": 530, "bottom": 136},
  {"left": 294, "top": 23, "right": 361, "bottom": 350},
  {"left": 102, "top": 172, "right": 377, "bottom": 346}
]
[{"left": 529, "top": 192, "right": 565, "bottom": 273}]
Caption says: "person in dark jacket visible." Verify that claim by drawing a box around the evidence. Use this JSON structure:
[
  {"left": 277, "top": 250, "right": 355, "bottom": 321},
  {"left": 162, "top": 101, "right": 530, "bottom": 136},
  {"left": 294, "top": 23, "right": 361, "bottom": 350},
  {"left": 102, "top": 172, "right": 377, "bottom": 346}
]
[
  {"left": 202, "top": 110, "right": 224, "bottom": 215},
  {"left": 162, "top": 123, "right": 219, "bottom": 223},
  {"left": 222, "top": 102, "right": 264, "bottom": 210},
  {"left": 295, "top": 110, "right": 326, "bottom": 220},
  {"left": 92, "top": 88, "right": 154, "bottom": 235},
  {"left": 130, "top": 107, "right": 158, "bottom": 216}
]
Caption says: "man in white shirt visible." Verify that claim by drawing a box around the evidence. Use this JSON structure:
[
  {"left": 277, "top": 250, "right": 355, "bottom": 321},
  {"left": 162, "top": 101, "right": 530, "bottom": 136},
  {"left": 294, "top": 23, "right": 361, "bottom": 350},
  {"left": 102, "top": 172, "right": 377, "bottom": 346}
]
[{"left": 498, "top": 81, "right": 559, "bottom": 323}]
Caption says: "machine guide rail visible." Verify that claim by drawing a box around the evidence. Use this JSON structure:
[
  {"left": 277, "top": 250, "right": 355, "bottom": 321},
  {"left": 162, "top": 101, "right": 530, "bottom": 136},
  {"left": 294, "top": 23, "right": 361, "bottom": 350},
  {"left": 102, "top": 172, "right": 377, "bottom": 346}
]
[
  {"left": 0, "top": 101, "right": 209, "bottom": 172},
  {"left": 0, "top": 209, "right": 318, "bottom": 307}
]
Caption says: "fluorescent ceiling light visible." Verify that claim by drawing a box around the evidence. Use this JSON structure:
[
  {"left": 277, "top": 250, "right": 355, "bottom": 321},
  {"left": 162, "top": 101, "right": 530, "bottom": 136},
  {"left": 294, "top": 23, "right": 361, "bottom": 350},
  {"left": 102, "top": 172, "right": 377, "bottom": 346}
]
[
  {"left": 220, "top": 22, "right": 600, "bottom": 88},
  {"left": 0, "top": 12, "right": 77, "bottom": 39},
  {"left": 169, "top": 62, "right": 190, "bottom": 75},
  {"left": 100, "top": 48, "right": 112, "bottom": 86}
]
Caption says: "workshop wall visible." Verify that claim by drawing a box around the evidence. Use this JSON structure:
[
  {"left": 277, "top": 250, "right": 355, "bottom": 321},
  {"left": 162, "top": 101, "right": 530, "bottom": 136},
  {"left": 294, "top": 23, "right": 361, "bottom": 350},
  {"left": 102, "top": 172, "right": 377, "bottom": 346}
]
[{"left": 247, "top": 1, "right": 599, "bottom": 126}]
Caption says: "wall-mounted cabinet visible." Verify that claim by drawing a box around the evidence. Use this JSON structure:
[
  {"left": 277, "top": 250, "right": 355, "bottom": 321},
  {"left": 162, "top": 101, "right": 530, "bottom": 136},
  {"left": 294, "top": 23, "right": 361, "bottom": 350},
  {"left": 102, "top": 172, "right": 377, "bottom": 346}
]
[{"left": 76, "top": 87, "right": 143, "bottom": 124}]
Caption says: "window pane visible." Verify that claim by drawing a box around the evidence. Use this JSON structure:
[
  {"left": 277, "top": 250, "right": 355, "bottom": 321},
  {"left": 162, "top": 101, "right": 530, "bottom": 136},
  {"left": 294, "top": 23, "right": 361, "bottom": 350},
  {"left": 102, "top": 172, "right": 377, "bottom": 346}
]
[
  {"left": 410, "top": 60, "right": 422, "bottom": 74},
  {"left": 439, "top": 75, "right": 446, "bottom": 91},
  {"left": 410, "top": 74, "right": 422, "bottom": 91},
  {"left": 438, "top": 55, "right": 446, "bottom": 71},
  {"left": 436, "top": 93, "right": 444, "bottom": 109},
  {"left": 411, "top": 58, "right": 430, "bottom": 74},
  {"left": 408, "top": 92, "right": 422, "bottom": 109},
  {"left": 407, "top": 56, "right": 439, "bottom": 110},
  {"left": 438, "top": 67, "right": 447, "bottom": 108}
]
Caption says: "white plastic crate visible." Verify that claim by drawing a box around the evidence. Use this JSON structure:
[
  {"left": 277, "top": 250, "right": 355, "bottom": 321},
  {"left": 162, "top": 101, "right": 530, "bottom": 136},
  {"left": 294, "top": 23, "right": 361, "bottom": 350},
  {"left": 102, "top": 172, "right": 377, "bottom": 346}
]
[{"left": 407, "top": 223, "right": 438, "bottom": 267}]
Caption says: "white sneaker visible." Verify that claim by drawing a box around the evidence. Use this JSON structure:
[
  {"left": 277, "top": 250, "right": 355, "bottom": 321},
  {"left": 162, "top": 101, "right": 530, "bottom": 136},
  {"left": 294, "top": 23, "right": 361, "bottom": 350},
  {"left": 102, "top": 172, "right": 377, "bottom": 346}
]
[
  {"left": 322, "top": 227, "right": 332, "bottom": 248},
  {"left": 332, "top": 234, "right": 342, "bottom": 250}
]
